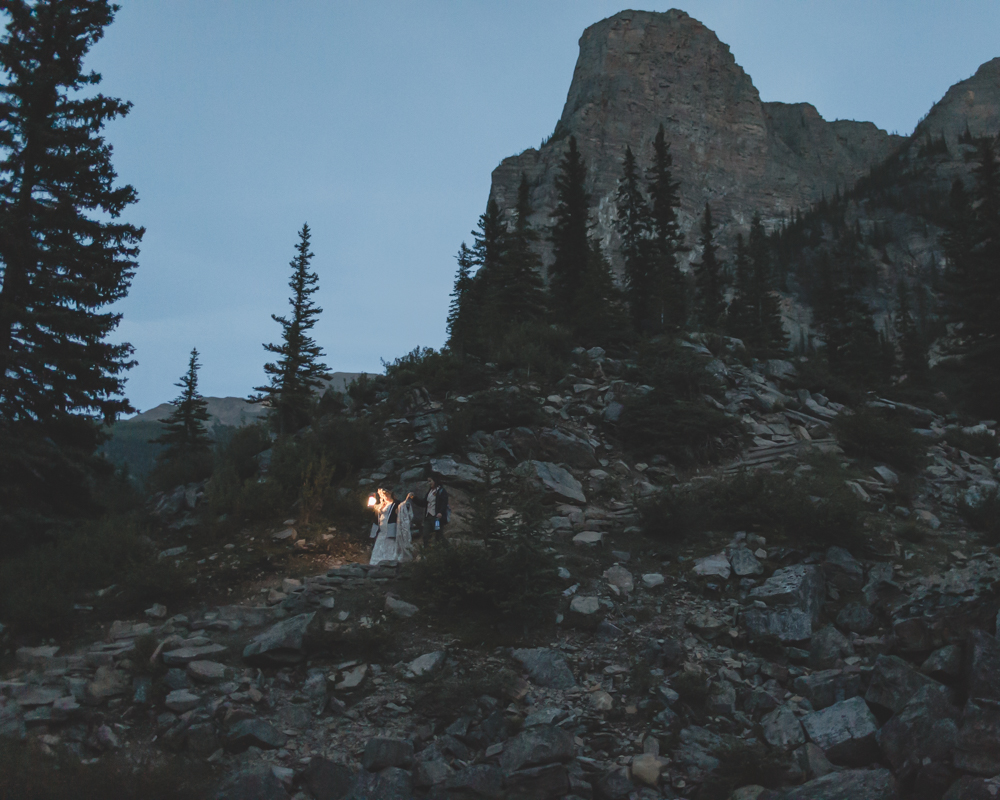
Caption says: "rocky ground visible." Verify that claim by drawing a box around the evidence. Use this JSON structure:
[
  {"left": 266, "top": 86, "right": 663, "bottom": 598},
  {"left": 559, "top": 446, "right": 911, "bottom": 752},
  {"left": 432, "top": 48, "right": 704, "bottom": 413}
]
[{"left": 2, "top": 343, "right": 1000, "bottom": 800}]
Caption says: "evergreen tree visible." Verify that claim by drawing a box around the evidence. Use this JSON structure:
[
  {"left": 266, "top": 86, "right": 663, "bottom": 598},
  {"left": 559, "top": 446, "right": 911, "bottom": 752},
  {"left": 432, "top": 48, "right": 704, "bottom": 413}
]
[
  {"left": 446, "top": 243, "right": 475, "bottom": 352},
  {"left": 468, "top": 196, "right": 509, "bottom": 351},
  {"left": 501, "top": 174, "right": 547, "bottom": 325},
  {"left": 0, "top": 0, "right": 143, "bottom": 542},
  {"left": 151, "top": 348, "right": 212, "bottom": 457},
  {"left": 576, "top": 239, "right": 627, "bottom": 345},
  {"left": 254, "top": 224, "right": 327, "bottom": 435},
  {"left": 729, "top": 216, "right": 786, "bottom": 354},
  {"left": 615, "top": 145, "right": 654, "bottom": 331},
  {"left": 647, "top": 124, "right": 686, "bottom": 330},
  {"left": 895, "top": 280, "right": 926, "bottom": 378},
  {"left": 692, "top": 203, "right": 725, "bottom": 327},
  {"left": 549, "top": 136, "right": 591, "bottom": 325}
]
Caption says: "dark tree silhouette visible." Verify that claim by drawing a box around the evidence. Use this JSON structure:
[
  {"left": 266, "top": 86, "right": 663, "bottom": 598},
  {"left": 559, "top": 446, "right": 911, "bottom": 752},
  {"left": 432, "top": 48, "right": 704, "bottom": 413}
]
[{"left": 254, "top": 224, "right": 328, "bottom": 435}]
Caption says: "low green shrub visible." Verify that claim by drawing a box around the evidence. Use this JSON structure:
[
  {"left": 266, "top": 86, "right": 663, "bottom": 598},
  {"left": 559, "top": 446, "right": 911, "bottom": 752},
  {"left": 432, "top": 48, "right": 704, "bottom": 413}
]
[
  {"left": 945, "top": 428, "right": 1000, "bottom": 458},
  {"left": 833, "top": 406, "right": 926, "bottom": 472},
  {"left": 699, "top": 740, "right": 786, "bottom": 800},
  {"left": 411, "top": 539, "right": 559, "bottom": 630},
  {"left": 0, "top": 516, "right": 192, "bottom": 635},
  {"left": 0, "top": 741, "right": 209, "bottom": 800},
  {"left": 959, "top": 487, "right": 1000, "bottom": 544},
  {"left": 641, "top": 464, "right": 868, "bottom": 551}
]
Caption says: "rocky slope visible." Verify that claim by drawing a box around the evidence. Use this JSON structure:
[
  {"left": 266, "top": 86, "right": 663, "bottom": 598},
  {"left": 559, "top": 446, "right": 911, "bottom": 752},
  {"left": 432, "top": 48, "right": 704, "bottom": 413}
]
[
  {"left": 490, "top": 9, "right": 903, "bottom": 273},
  {"left": 4, "top": 342, "right": 999, "bottom": 800}
]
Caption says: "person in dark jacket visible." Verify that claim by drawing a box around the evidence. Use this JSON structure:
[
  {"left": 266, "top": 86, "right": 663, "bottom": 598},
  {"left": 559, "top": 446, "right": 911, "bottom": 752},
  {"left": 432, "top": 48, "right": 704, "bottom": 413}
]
[{"left": 412, "top": 477, "right": 449, "bottom": 544}]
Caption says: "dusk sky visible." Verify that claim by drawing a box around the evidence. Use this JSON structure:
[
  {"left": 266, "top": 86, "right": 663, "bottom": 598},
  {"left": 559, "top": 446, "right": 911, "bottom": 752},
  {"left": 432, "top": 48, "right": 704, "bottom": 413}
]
[{"left": 84, "top": 1, "right": 1000, "bottom": 413}]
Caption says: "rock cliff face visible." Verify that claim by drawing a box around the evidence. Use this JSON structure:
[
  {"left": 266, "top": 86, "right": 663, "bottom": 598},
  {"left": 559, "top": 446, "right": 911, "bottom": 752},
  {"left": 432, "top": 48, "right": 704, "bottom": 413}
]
[
  {"left": 490, "top": 10, "right": 902, "bottom": 274},
  {"left": 915, "top": 57, "right": 1000, "bottom": 144}
]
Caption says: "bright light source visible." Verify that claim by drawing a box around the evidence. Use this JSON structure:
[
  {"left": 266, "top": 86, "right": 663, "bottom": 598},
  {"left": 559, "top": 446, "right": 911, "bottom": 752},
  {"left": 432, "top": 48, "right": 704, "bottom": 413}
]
[{"left": 367, "top": 495, "right": 377, "bottom": 507}]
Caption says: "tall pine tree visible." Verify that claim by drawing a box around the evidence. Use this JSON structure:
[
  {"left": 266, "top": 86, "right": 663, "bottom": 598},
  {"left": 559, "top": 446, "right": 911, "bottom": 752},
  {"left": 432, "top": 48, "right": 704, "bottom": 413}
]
[
  {"left": 152, "top": 348, "right": 211, "bottom": 456},
  {"left": 254, "top": 224, "right": 328, "bottom": 435},
  {"left": 548, "top": 136, "right": 591, "bottom": 326},
  {"left": 616, "top": 145, "right": 654, "bottom": 332},
  {"left": 728, "top": 216, "right": 786, "bottom": 354},
  {"left": 646, "top": 124, "right": 686, "bottom": 330},
  {"left": 501, "top": 174, "right": 547, "bottom": 325},
  {"left": 692, "top": 203, "right": 725, "bottom": 328},
  {"left": 0, "top": 0, "right": 143, "bottom": 542},
  {"left": 446, "top": 243, "right": 476, "bottom": 353}
]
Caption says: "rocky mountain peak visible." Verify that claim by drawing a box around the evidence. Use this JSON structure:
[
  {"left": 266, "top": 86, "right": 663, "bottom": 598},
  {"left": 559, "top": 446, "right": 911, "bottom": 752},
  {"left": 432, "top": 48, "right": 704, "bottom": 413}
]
[
  {"left": 491, "top": 9, "right": 902, "bottom": 274},
  {"left": 915, "top": 56, "right": 1000, "bottom": 144}
]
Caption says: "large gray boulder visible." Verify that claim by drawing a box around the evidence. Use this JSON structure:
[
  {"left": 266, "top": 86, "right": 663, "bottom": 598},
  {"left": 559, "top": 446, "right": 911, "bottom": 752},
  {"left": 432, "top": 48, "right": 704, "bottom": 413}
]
[
  {"left": 512, "top": 648, "right": 576, "bottom": 689},
  {"left": 810, "top": 625, "right": 855, "bottom": 669},
  {"left": 214, "top": 765, "right": 289, "bottom": 800},
  {"left": 864, "top": 654, "right": 940, "bottom": 715},
  {"left": 742, "top": 565, "right": 825, "bottom": 642},
  {"left": 954, "top": 700, "right": 1000, "bottom": 776},
  {"left": 761, "top": 703, "right": 806, "bottom": 749},
  {"left": 361, "top": 738, "right": 414, "bottom": 772},
  {"left": 242, "top": 612, "right": 315, "bottom": 666},
  {"left": 965, "top": 629, "right": 1000, "bottom": 702},
  {"left": 877, "top": 684, "right": 960, "bottom": 776},
  {"left": 500, "top": 726, "right": 575, "bottom": 773},
  {"left": 224, "top": 719, "right": 287, "bottom": 753},
  {"left": 429, "top": 456, "right": 484, "bottom": 488},
  {"left": 768, "top": 767, "right": 897, "bottom": 800},
  {"left": 793, "top": 669, "right": 863, "bottom": 711},
  {"left": 523, "top": 460, "right": 586, "bottom": 503},
  {"left": 538, "top": 428, "right": 599, "bottom": 468},
  {"left": 801, "top": 696, "right": 880, "bottom": 766}
]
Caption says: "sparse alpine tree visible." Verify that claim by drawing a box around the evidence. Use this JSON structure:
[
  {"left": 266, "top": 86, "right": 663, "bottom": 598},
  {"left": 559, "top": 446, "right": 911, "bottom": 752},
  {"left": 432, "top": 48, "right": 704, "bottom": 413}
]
[
  {"left": 151, "top": 348, "right": 212, "bottom": 457},
  {"left": 615, "top": 145, "right": 654, "bottom": 331},
  {"left": 692, "top": 203, "right": 725, "bottom": 327},
  {"left": 254, "top": 224, "right": 328, "bottom": 435},
  {"left": 0, "top": 0, "right": 143, "bottom": 541},
  {"left": 646, "top": 124, "right": 686, "bottom": 330},
  {"left": 469, "top": 196, "right": 510, "bottom": 351},
  {"left": 446, "top": 243, "right": 475, "bottom": 352},
  {"left": 549, "top": 136, "right": 591, "bottom": 325}
]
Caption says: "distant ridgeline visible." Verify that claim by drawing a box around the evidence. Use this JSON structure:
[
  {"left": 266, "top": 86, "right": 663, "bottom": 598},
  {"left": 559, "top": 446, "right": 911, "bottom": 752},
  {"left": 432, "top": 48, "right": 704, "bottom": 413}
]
[
  {"left": 446, "top": 8, "right": 1000, "bottom": 416},
  {"left": 103, "top": 373, "right": 361, "bottom": 480}
]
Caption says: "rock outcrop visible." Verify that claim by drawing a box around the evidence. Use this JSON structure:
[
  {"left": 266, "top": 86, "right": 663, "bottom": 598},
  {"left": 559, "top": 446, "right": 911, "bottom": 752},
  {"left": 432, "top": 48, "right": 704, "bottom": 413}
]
[{"left": 490, "top": 10, "right": 902, "bottom": 275}]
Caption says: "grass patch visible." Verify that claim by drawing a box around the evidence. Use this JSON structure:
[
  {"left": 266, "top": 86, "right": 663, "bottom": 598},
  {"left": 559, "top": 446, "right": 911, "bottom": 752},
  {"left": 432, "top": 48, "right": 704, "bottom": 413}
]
[
  {"left": 641, "top": 463, "right": 868, "bottom": 552},
  {"left": 833, "top": 406, "right": 926, "bottom": 472}
]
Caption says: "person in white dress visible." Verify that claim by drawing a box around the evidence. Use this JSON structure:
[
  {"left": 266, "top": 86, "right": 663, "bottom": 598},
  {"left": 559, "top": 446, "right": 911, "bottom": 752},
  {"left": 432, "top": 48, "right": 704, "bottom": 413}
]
[{"left": 369, "top": 488, "right": 414, "bottom": 565}]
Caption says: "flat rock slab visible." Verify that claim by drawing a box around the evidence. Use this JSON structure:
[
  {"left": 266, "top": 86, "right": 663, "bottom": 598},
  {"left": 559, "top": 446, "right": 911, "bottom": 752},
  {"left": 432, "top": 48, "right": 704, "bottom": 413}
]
[
  {"left": 774, "top": 767, "right": 897, "bottom": 800},
  {"left": 405, "top": 651, "right": 444, "bottom": 679},
  {"left": 362, "top": 737, "right": 414, "bottom": 771},
  {"left": 572, "top": 530, "right": 604, "bottom": 546},
  {"left": 187, "top": 660, "right": 228, "bottom": 683},
  {"left": 693, "top": 552, "right": 731, "bottom": 580},
  {"left": 385, "top": 595, "right": 419, "bottom": 619},
  {"left": 225, "top": 719, "right": 287, "bottom": 753},
  {"left": 603, "top": 565, "right": 633, "bottom": 592},
  {"left": 569, "top": 596, "right": 600, "bottom": 615},
  {"left": 642, "top": 573, "right": 665, "bottom": 588},
  {"left": 500, "top": 726, "right": 575, "bottom": 773},
  {"left": 512, "top": 648, "right": 576, "bottom": 689},
  {"left": 163, "top": 644, "right": 229, "bottom": 666},
  {"left": 242, "top": 612, "right": 315, "bottom": 666},
  {"left": 527, "top": 461, "right": 586, "bottom": 504},
  {"left": 164, "top": 689, "right": 201, "bottom": 713}
]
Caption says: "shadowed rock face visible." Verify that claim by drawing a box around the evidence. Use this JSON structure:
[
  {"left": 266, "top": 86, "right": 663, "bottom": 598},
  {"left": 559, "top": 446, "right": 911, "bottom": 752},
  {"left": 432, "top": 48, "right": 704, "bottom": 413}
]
[
  {"left": 490, "top": 9, "right": 902, "bottom": 275},
  {"left": 915, "top": 57, "right": 1000, "bottom": 144}
]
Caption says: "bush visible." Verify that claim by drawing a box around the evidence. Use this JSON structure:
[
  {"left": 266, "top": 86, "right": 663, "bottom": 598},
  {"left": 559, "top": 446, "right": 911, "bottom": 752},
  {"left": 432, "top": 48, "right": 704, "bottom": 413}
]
[
  {"left": 411, "top": 540, "right": 559, "bottom": 630},
  {"left": 618, "top": 339, "right": 742, "bottom": 464},
  {"left": 960, "top": 487, "right": 1000, "bottom": 544},
  {"left": 945, "top": 428, "right": 1000, "bottom": 458},
  {"left": 698, "top": 740, "right": 786, "bottom": 800},
  {"left": 0, "top": 741, "right": 209, "bottom": 800},
  {"left": 641, "top": 464, "right": 868, "bottom": 551},
  {"left": 491, "top": 322, "right": 573, "bottom": 383},
  {"left": 0, "top": 516, "right": 192, "bottom": 635},
  {"left": 833, "top": 406, "right": 926, "bottom": 472}
]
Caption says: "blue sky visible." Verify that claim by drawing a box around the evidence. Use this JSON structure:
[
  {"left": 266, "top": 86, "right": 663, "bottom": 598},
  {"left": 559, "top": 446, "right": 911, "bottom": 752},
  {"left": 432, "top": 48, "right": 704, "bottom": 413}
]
[{"left": 82, "top": 1, "right": 1000, "bottom": 412}]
